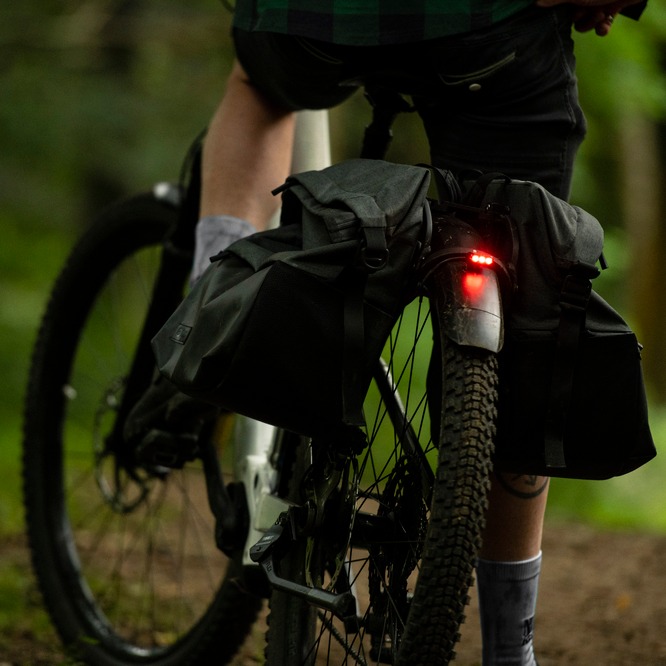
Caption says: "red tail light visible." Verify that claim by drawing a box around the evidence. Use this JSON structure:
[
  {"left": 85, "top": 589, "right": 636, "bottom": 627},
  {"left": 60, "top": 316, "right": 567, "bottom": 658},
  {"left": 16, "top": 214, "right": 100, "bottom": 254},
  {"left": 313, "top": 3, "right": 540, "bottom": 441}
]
[{"left": 469, "top": 251, "right": 494, "bottom": 267}]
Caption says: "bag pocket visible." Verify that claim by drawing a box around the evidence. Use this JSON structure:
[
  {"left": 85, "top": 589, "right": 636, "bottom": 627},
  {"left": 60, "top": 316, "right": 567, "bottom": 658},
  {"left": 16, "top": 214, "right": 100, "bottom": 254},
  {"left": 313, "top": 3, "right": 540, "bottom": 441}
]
[
  {"left": 153, "top": 260, "right": 395, "bottom": 436},
  {"left": 495, "top": 330, "right": 656, "bottom": 479},
  {"left": 152, "top": 257, "right": 264, "bottom": 393}
]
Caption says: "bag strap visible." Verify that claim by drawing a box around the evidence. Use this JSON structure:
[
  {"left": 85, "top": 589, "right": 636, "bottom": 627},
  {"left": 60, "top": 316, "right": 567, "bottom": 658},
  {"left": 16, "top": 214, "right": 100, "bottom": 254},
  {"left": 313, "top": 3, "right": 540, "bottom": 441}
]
[
  {"left": 341, "top": 270, "right": 369, "bottom": 426},
  {"left": 544, "top": 262, "right": 600, "bottom": 469}
]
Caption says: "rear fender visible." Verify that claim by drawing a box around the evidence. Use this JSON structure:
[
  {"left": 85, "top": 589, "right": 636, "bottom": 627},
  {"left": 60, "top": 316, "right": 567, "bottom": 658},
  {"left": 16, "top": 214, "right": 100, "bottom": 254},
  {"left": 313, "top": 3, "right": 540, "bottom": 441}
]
[{"left": 433, "top": 260, "right": 503, "bottom": 353}]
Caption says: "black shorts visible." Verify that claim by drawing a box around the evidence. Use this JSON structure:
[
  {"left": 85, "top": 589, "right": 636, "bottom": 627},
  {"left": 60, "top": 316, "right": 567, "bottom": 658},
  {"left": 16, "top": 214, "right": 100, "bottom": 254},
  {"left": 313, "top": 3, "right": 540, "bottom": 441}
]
[{"left": 233, "top": 5, "right": 586, "bottom": 200}]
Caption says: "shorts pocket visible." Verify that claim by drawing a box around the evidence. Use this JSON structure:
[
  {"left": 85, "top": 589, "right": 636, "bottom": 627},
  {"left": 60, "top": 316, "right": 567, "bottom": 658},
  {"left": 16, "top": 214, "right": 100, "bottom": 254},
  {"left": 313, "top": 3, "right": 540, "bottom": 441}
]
[{"left": 438, "top": 51, "right": 517, "bottom": 88}]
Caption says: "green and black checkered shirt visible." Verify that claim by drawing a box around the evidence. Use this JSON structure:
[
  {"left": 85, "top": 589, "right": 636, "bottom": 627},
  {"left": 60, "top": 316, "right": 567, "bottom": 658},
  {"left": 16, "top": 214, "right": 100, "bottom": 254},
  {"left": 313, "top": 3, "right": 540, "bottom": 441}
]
[{"left": 233, "top": 0, "right": 535, "bottom": 45}]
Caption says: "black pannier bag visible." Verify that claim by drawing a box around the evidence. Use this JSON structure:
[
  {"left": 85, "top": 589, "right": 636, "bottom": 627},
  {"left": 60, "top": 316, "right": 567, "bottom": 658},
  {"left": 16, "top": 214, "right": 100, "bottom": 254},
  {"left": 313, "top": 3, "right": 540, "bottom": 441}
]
[
  {"left": 466, "top": 176, "right": 656, "bottom": 479},
  {"left": 151, "top": 159, "right": 434, "bottom": 437},
  {"left": 152, "top": 157, "right": 655, "bottom": 479}
]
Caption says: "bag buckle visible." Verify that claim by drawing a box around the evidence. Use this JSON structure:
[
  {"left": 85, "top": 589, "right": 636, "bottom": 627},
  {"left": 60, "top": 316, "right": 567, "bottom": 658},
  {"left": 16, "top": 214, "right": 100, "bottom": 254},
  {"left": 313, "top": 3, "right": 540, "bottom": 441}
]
[
  {"left": 360, "top": 246, "right": 389, "bottom": 272},
  {"left": 359, "top": 226, "right": 389, "bottom": 272}
]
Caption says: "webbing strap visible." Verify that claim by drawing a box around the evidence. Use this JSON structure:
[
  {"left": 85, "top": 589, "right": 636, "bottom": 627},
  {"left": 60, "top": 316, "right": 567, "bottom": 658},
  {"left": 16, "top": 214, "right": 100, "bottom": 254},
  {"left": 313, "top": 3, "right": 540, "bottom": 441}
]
[
  {"left": 341, "top": 273, "right": 368, "bottom": 426},
  {"left": 544, "top": 269, "right": 595, "bottom": 468}
]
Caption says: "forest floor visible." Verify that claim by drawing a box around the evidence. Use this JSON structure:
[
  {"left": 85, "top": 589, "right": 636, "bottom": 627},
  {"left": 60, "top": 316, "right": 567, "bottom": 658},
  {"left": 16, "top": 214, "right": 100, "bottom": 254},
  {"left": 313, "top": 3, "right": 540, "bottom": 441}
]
[{"left": 3, "top": 521, "right": 666, "bottom": 665}]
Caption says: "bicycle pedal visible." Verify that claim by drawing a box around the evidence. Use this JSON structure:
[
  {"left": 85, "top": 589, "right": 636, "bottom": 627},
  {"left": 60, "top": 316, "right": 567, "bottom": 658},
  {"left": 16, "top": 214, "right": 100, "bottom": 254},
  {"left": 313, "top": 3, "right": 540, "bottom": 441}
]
[{"left": 135, "top": 429, "right": 200, "bottom": 468}]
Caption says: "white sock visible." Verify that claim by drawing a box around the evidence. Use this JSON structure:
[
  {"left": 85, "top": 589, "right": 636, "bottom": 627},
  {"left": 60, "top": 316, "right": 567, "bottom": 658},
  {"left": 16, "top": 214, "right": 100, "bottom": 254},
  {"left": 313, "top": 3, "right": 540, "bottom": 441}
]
[
  {"left": 191, "top": 214, "right": 255, "bottom": 283},
  {"left": 476, "top": 552, "right": 542, "bottom": 666}
]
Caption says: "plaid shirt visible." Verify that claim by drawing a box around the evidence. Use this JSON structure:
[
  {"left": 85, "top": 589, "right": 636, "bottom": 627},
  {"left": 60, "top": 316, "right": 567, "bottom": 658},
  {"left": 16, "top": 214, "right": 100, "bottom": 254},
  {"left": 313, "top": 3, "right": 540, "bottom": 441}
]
[{"left": 233, "top": 0, "right": 535, "bottom": 45}]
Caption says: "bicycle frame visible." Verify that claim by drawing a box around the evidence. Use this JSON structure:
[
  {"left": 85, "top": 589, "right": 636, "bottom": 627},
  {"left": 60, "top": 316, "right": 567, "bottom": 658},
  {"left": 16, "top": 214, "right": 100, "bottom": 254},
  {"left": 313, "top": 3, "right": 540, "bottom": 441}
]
[
  {"left": 25, "top": 91, "right": 511, "bottom": 665},
  {"left": 142, "top": 105, "right": 508, "bottom": 579}
]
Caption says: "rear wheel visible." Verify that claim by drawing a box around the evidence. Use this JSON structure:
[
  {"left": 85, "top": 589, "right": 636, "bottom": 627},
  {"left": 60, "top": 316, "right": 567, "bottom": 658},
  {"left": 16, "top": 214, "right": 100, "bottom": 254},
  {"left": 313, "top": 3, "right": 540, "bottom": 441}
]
[
  {"left": 23, "top": 193, "right": 262, "bottom": 665},
  {"left": 265, "top": 295, "right": 499, "bottom": 665}
]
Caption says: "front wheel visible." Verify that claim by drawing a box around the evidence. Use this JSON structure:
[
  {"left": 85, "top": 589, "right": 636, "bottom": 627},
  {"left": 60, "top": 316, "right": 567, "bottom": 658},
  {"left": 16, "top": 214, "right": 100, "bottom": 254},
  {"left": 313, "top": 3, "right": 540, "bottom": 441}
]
[
  {"left": 22, "top": 193, "right": 262, "bottom": 665},
  {"left": 265, "top": 295, "right": 499, "bottom": 665}
]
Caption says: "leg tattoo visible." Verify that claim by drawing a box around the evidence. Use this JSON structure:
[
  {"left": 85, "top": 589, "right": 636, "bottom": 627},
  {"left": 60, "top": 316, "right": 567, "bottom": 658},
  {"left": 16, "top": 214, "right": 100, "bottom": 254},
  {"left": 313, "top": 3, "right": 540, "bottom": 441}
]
[{"left": 496, "top": 472, "right": 549, "bottom": 500}]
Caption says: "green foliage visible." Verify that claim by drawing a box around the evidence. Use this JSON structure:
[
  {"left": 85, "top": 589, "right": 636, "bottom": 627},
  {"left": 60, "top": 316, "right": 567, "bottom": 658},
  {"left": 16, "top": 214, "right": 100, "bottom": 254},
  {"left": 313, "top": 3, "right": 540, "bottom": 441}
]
[
  {"left": 569, "top": 3, "right": 666, "bottom": 216},
  {"left": 1, "top": 1, "right": 234, "bottom": 234},
  {"left": 1, "top": 0, "right": 233, "bottom": 538},
  {"left": 576, "top": 6, "right": 666, "bottom": 121}
]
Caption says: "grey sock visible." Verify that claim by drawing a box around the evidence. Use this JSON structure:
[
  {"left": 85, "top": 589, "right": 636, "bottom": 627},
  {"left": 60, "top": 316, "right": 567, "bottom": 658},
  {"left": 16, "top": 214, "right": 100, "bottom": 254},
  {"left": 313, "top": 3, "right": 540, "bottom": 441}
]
[
  {"left": 476, "top": 552, "right": 541, "bottom": 666},
  {"left": 192, "top": 214, "right": 255, "bottom": 283}
]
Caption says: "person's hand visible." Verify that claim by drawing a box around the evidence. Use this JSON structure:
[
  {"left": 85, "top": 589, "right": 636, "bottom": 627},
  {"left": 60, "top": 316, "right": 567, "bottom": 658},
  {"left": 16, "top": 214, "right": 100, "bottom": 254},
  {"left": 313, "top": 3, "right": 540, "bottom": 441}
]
[{"left": 536, "top": 0, "right": 642, "bottom": 35}]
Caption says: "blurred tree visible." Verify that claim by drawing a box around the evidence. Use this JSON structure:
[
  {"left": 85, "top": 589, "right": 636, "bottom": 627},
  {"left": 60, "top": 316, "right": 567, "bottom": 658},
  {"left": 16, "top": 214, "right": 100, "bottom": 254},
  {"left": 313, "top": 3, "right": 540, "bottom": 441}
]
[
  {"left": 0, "top": 0, "right": 234, "bottom": 235},
  {"left": 572, "top": 6, "right": 666, "bottom": 400}
]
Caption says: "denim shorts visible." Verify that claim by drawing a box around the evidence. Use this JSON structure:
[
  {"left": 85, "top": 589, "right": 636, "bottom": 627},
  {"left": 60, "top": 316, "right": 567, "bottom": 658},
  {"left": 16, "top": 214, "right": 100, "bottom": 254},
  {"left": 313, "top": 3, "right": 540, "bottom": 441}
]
[{"left": 234, "top": 5, "right": 586, "bottom": 201}]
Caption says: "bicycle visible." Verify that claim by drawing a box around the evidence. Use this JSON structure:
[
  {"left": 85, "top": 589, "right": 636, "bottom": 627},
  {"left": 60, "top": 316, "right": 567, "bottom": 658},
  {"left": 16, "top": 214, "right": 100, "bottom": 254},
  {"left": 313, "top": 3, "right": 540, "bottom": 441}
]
[{"left": 23, "top": 94, "right": 507, "bottom": 665}]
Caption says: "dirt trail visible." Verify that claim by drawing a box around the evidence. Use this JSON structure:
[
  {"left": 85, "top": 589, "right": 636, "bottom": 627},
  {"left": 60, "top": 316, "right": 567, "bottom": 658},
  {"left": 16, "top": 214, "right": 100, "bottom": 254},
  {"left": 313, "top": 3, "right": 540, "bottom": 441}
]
[
  {"left": 457, "top": 521, "right": 666, "bottom": 665},
  {"left": 4, "top": 521, "right": 666, "bottom": 665}
]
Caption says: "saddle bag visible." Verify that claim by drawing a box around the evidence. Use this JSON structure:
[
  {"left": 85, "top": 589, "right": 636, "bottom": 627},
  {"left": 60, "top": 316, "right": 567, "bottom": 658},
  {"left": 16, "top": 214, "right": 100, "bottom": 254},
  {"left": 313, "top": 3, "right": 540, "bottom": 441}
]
[
  {"left": 151, "top": 159, "right": 433, "bottom": 437},
  {"left": 466, "top": 176, "right": 656, "bottom": 479}
]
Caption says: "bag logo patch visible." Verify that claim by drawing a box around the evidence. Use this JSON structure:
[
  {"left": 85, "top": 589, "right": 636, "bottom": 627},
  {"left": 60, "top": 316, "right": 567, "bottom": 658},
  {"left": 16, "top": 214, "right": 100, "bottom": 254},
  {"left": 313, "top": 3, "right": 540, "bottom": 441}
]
[{"left": 170, "top": 324, "right": 192, "bottom": 345}]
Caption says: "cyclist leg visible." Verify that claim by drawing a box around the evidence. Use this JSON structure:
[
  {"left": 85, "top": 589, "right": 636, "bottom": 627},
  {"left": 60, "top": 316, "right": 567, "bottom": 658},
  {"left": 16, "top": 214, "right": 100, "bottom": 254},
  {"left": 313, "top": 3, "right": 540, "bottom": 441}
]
[
  {"left": 413, "top": 4, "right": 584, "bottom": 549},
  {"left": 137, "top": 33, "right": 365, "bottom": 450},
  {"left": 200, "top": 60, "right": 296, "bottom": 228},
  {"left": 193, "top": 59, "right": 296, "bottom": 281},
  {"left": 476, "top": 474, "right": 549, "bottom": 666},
  {"left": 130, "top": 44, "right": 307, "bottom": 456},
  {"left": 194, "top": 31, "right": 360, "bottom": 279}
]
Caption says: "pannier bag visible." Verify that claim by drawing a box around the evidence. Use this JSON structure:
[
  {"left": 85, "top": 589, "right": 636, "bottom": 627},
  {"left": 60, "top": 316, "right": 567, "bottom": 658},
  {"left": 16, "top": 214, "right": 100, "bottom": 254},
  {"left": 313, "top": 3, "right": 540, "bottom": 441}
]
[
  {"left": 152, "top": 158, "right": 655, "bottom": 480},
  {"left": 151, "top": 159, "right": 434, "bottom": 437},
  {"left": 466, "top": 176, "right": 656, "bottom": 479}
]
